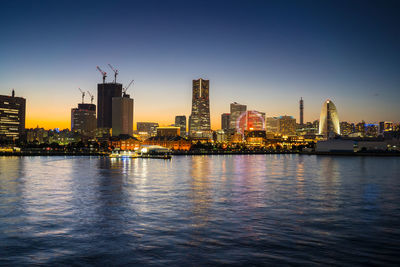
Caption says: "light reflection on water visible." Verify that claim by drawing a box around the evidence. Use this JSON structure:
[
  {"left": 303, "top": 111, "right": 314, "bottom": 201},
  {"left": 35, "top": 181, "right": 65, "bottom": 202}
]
[{"left": 0, "top": 155, "right": 400, "bottom": 265}]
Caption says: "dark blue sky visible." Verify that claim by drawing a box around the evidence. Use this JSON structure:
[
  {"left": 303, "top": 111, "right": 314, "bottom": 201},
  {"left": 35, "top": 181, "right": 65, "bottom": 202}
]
[{"left": 1, "top": 0, "right": 399, "bottom": 128}]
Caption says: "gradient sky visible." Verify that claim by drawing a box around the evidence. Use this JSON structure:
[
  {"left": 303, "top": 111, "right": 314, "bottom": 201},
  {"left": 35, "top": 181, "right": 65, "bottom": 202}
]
[{"left": 1, "top": 0, "right": 399, "bottom": 130}]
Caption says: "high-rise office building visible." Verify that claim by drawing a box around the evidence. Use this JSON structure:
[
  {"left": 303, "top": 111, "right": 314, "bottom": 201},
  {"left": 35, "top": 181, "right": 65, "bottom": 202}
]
[
  {"left": 71, "top": 103, "right": 96, "bottom": 138},
  {"left": 189, "top": 78, "right": 210, "bottom": 135},
  {"left": 174, "top": 115, "right": 186, "bottom": 136},
  {"left": 319, "top": 99, "right": 340, "bottom": 138},
  {"left": 0, "top": 90, "right": 26, "bottom": 140},
  {"left": 229, "top": 102, "right": 247, "bottom": 131},
  {"left": 278, "top": 116, "right": 296, "bottom": 135},
  {"left": 299, "top": 97, "right": 304, "bottom": 125},
  {"left": 112, "top": 94, "right": 134, "bottom": 136},
  {"left": 221, "top": 113, "right": 230, "bottom": 131},
  {"left": 97, "top": 83, "right": 122, "bottom": 129}
]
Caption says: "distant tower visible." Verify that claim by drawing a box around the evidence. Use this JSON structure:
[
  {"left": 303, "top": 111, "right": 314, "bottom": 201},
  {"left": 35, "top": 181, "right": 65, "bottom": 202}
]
[
  {"left": 189, "top": 78, "right": 210, "bottom": 135},
  {"left": 300, "top": 97, "right": 304, "bottom": 125},
  {"left": 319, "top": 99, "right": 340, "bottom": 138}
]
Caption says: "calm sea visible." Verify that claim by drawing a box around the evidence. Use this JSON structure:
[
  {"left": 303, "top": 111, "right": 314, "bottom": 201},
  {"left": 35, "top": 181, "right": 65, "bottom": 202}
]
[{"left": 1, "top": 155, "right": 400, "bottom": 266}]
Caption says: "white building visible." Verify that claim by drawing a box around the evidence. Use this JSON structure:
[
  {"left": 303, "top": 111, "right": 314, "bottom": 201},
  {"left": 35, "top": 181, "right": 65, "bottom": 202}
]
[{"left": 319, "top": 99, "right": 340, "bottom": 138}]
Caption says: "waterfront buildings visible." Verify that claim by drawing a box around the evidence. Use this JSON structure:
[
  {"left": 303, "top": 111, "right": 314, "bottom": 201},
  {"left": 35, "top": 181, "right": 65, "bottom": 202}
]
[
  {"left": 340, "top": 121, "right": 354, "bottom": 136},
  {"left": 97, "top": 82, "right": 122, "bottom": 129},
  {"left": 156, "top": 126, "right": 180, "bottom": 137},
  {"left": 379, "top": 121, "right": 393, "bottom": 133},
  {"left": 0, "top": 90, "right": 26, "bottom": 140},
  {"left": 174, "top": 115, "right": 186, "bottom": 136},
  {"left": 278, "top": 116, "right": 296, "bottom": 135},
  {"left": 319, "top": 99, "right": 340, "bottom": 138},
  {"left": 137, "top": 122, "right": 159, "bottom": 137},
  {"left": 266, "top": 117, "right": 279, "bottom": 133},
  {"left": 188, "top": 78, "right": 211, "bottom": 136},
  {"left": 229, "top": 102, "right": 247, "bottom": 131},
  {"left": 109, "top": 134, "right": 140, "bottom": 151},
  {"left": 221, "top": 113, "right": 230, "bottom": 131},
  {"left": 112, "top": 94, "right": 134, "bottom": 136},
  {"left": 71, "top": 103, "right": 96, "bottom": 138},
  {"left": 299, "top": 97, "right": 304, "bottom": 126}
]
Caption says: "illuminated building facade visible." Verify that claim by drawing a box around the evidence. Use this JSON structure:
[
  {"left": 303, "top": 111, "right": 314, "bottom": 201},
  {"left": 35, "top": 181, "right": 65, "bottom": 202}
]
[
  {"left": 236, "top": 110, "right": 266, "bottom": 134},
  {"left": 319, "top": 99, "right": 340, "bottom": 138},
  {"left": 137, "top": 122, "right": 159, "bottom": 137},
  {"left": 174, "top": 115, "right": 186, "bottom": 136},
  {"left": 278, "top": 116, "right": 296, "bottom": 135},
  {"left": 112, "top": 94, "right": 134, "bottom": 136},
  {"left": 221, "top": 113, "right": 230, "bottom": 131},
  {"left": 189, "top": 78, "right": 210, "bottom": 135},
  {"left": 340, "top": 121, "right": 354, "bottom": 136},
  {"left": 229, "top": 102, "right": 246, "bottom": 131},
  {"left": 266, "top": 117, "right": 279, "bottom": 133},
  {"left": 143, "top": 136, "right": 191, "bottom": 150},
  {"left": 0, "top": 90, "right": 26, "bottom": 140},
  {"left": 156, "top": 126, "right": 180, "bottom": 137},
  {"left": 71, "top": 103, "right": 96, "bottom": 138},
  {"left": 97, "top": 83, "right": 122, "bottom": 129},
  {"left": 379, "top": 121, "right": 393, "bottom": 133},
  {"left": 110, "top": 135, "right": 140, "bottom": 150}
]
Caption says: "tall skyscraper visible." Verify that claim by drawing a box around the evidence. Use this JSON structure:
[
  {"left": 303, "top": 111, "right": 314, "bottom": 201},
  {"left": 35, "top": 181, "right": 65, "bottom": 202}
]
[
  {"left": 112, "top": 94, "right": 134, "bottom": 136},
  {"left": 299, "top": 97, "right": 304, "bottom": 125},
  {"left": 189, "top": 78, "right": 210, "bottom": 135},
  {"left": 229, "top": 102, "right": 247, "bottom": 131},
  {"left": 71, "top": 103, "right": 96, "bottom": 138},
  {"left": 221, "top": 113, "right": 230, "bottom": 131},
  {"left": 174, "top": 115, "right": 186, "bottom": 136},
  {"left": 0, "top": 90, "right": 26, "bottom": 140},
  {"left": 97, "top": 83, "right": 122, "bottom": 129},
  {"left": 319, "top": 99, "right": 340, "bottom": 138}
]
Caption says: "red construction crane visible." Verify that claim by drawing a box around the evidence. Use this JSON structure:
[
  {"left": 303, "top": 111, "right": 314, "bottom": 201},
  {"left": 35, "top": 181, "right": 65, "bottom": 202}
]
[
  {"left": 107, "top": 64, "right": 119, "bottom": 83},
  {"left": 96, "top": 66, "right": 107, "bottom": 83},
  {"left": 78, "top": 88, "right": 85, "bottom": 104},
  {"left": 123, "top": 79, "right": 134, "bottom": 96},
  {"left": 87, "top": 91, "right": 94, "bottom": 104}
]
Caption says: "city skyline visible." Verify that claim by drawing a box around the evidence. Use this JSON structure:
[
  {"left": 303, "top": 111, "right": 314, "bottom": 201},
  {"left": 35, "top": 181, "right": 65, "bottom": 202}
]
[{"left": 1, "top": 0, "right": 400, "bottom": 129}]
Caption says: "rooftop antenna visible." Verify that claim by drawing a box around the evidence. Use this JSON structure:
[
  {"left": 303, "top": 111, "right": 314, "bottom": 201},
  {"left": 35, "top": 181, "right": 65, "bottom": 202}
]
[
  {"left": 96, "top": 66, "right": 107, "bottom": 83},
  {"left": 123, "top": 79, "right": 134, "bottom": 96},
  {"left": 107, "top": 64, "right": 119, "bottom": 83},
  {"left": 87, "top": 91, "right": 94, "bottom": 104},
  {"left": 78, "top": 88, "right": 85, "bottom": 104}
]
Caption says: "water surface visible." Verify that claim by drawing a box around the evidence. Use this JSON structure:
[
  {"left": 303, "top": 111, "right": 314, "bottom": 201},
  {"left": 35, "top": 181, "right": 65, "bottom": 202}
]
[{"left": 1, "top": 155, "right": 399, "bottom": 265}]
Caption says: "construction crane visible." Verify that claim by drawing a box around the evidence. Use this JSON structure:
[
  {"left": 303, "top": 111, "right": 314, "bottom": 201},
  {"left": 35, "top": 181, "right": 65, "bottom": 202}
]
[
  {"left": 87, "top": 91, "right": 94, "bottom": 104},
  {"left": 123, "top": 79, "right": 134, "bottom": 96},
  {"left": 78, "top": 88, "right": 85, "bottom": 104},
  {"left": 96, "top": 66, "right": 107, "bottom": 83},
  {"left": 107, "top": 64, "right": 119, "bottom": 83}
]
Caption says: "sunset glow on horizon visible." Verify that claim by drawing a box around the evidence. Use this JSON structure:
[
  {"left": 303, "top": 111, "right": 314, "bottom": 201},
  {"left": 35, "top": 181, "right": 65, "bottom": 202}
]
[{"left": 1, "top": 0, "right": 400, "bottom": 130}]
